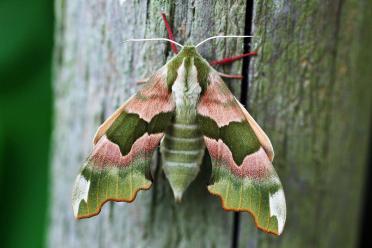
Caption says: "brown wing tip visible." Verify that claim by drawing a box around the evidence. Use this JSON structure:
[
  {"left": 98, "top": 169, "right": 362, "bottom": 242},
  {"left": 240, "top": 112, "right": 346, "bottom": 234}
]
[{"left": 93, "top": 126, "right": 105, "bottom": 145}]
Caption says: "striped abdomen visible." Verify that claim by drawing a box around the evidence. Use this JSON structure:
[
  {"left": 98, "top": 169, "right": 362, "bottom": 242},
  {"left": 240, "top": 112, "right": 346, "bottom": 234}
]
[{"left": 160, "top": 120, "right": 205, "bottom": 201}]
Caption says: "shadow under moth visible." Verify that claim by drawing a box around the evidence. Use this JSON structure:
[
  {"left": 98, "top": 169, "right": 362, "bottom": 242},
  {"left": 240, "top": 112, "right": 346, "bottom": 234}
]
[{"left": 72, "top": 14, "right": 286, "bottom": 236}]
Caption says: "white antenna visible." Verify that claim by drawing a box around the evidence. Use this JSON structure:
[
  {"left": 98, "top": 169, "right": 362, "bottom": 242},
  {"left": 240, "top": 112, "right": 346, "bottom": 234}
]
[
  {"left": 123, "top": 38, "right": 184, "bottom": 48},
  {"left": 195, "top": 35, "right": 254, "bottom": 48}
]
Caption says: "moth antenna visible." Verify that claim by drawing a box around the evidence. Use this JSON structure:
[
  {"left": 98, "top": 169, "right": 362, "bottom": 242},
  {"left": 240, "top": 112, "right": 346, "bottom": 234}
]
[
  {"left": 195, "top": 35, "right": 254, "bottom": 48},
  {"left": 123, "top": 38, "right": 184, "bottom": 49}
]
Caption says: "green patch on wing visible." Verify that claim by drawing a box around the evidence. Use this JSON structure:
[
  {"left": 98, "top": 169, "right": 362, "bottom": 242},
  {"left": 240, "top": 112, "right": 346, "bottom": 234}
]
[
  {"left": 197, "top": 115, "right": 219, "bottom": 139},
  {"left": 73, "top": 156, "right": 152, "bottom": 219},
  {"left": 197, "top": 115, "right": 261, "bottom": 164},
  {"left": 106, "top": 113, "right": 148, "bottom": 156},
  {"left": 106, "top": 112, "right": 173, "bottom": 156},
  {"left": 208, "top": 165, "right": 284, "bottom": 235},
  {"left": 220, "top": 122, "right": 260, "bottom": 164}
]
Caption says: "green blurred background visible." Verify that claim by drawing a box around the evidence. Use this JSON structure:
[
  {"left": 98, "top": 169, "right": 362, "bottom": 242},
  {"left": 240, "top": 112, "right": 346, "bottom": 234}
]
[
  {"left": 0, "top": 1, "right": 371, "bottom": 248},
  {"left": 0, "top": 0, "right": 53, "bottom": 247}
]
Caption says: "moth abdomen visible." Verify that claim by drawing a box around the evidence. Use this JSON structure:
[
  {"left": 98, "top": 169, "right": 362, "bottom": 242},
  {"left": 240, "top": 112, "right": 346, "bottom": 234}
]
[{"left": 160, "top": 121, "right": 205, "bottom": 201}]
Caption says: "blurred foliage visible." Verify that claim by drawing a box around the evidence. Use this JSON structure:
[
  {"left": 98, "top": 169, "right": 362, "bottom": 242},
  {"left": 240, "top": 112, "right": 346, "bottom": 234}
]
[{"left": 0, "top": 1, "right": 53, "bottom": 248}]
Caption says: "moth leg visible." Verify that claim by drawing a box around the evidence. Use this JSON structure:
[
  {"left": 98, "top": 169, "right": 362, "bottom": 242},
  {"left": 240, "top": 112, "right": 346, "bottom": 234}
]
[
  {"left": 212, "top": 51, "right": 258, "bottom": 80},
  {"left": 136, "top": 78, "right": 150, "bottom": 84},
  {"left": 210, "top": 51, "right": 257, "bottom": 65},
  {"left": 217, "top": 72, "right": 243, "bottom": 80}
]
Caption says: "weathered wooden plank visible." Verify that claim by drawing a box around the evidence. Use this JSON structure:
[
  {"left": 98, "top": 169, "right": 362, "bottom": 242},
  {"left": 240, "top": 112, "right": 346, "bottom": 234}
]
[
  {"left": 238, "top": 0, "right": 372, "bottom": 247},
  {"left": 48, "top": 0, "right": 248, "bottom": 247},
  {"left": 50, "top": 1, "right": 372, "bottom": 246}
]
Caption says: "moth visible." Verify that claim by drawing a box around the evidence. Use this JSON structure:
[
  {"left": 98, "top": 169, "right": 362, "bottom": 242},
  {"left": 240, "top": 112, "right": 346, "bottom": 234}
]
[{"left": 72, "top": 18, "right": 286, "bottom": 236}]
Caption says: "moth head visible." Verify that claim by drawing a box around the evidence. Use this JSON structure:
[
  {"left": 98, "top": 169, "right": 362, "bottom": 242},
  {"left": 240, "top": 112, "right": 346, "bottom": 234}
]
[{"left": 177, "top": 45, "right": 198, "bottom": 57}]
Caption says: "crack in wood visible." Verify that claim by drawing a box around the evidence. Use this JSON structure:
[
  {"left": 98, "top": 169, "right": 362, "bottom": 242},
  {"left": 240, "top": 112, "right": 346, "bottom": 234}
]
[{"left": 231, "top": 1, "right": 254, "bottom": 248}]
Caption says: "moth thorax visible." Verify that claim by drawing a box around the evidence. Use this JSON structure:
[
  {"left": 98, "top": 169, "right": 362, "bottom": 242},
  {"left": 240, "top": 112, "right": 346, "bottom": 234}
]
[{"left": 171, "top": 59, "right": 201, "bottom": 110}]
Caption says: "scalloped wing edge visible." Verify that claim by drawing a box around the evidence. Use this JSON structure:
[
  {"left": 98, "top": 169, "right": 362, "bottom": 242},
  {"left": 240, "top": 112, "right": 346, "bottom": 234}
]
[
  {"left": 204, "top": 137, "right": 286, "bottom": 235},
  {"left": 208, "top": 183, "right": 286, "bottom": 235},
  {"left": 72, "top": 172, "right": 152, "bottom": 219},
  {"left": 72, "top": 133, "right": 163, "bottom": 219}
]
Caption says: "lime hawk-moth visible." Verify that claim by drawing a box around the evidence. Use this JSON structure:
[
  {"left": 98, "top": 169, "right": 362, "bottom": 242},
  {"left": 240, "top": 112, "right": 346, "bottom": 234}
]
[{"left": 72, "top": 21, "right": 286, "bottom": 236}]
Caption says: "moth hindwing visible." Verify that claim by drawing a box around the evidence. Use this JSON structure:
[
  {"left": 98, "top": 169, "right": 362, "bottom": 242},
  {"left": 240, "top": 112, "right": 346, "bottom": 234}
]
[{"left": 72, "top": 46, "right": 286, "bottom": 235}]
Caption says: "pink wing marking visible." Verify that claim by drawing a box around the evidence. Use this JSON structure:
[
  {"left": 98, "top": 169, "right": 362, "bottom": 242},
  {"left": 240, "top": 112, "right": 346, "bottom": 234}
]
[
  {"left": 91, "top": 133, "right": 163, "bottom": 168},
  {"left": 204, "top": 137, "right": 273, "bottom": 180},
  {"left": 197, "top": 73, "right": 245, "bottom": 127},
  {"left": 125, "top": 69, "right": 174, "bottom": 122}
]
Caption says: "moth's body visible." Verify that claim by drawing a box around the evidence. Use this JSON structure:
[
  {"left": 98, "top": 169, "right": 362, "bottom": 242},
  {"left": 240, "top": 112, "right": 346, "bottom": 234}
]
[
  {"left": 72, "top": 46, "right": 286, "bottom": 235},
  {"left": 161, "top": 56, "right": 205, "bottom": 200}
]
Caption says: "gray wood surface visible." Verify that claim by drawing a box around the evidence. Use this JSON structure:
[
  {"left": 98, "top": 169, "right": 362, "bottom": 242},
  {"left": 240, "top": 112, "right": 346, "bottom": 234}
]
[{"left": 49, "top": 0, "right": 371, "bottom": 247}]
